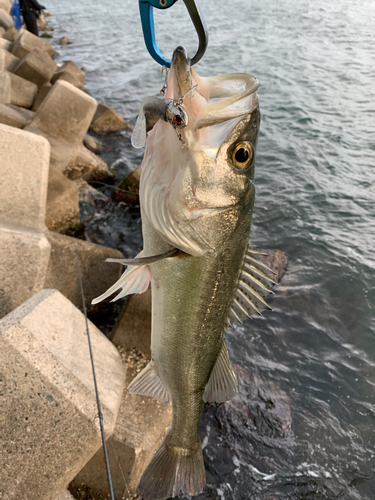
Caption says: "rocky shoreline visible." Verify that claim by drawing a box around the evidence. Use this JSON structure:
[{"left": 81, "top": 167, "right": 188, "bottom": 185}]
[{"left": 0, "top": 4, "right": 288, "bottom": 500}]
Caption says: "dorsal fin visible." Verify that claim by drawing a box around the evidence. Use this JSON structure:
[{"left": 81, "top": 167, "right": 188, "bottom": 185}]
[{"left": 226, "top": 245, "right": 274, "bottom": 328}]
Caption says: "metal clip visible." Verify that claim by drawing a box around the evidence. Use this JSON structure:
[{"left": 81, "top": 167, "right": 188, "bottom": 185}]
[{"left": 139, "top": 0, "right": 208, "bottom": 67}]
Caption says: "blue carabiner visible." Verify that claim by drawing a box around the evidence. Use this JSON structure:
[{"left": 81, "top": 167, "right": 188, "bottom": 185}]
[{"left": 139, "top": 0, "right": 208, "bottom": 67}]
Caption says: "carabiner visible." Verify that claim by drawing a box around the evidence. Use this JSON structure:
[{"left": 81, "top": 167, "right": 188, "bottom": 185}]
[{"left": 138, "top": 0, "right": 208, "bottom": 67}]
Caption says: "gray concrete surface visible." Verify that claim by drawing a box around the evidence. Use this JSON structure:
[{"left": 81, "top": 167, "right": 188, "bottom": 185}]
[{"left": 0, "top": 289, "right": 126, "bottom": 500}]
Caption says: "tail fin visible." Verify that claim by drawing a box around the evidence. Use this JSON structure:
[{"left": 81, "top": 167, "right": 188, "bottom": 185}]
[{"left": 138, "top": 432, "right": 205, "bottom": 500}]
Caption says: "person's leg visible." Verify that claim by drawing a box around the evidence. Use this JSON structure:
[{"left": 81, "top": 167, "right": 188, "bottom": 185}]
[{"left": 24, "top": 16, "right": 39, "bottom": 36}]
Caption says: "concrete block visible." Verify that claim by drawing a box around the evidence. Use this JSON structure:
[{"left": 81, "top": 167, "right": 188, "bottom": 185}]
[
  {"left": 54, "top": 490, "right": 75, "bottom": 500},
  {"left": 0, "top": 124, "right": 50, "bottom": 230},
  {"left": 57, "top": 60, "right": 85, "bottom": 84},
  {"left": 64, "top": 144, "right": 111, "bottom": 181},
  {"left": 2, "top": 25, "right": 18, "bottom": 41},
  {"left": 0, "top": 224, "right": 51, "bottom": 318},
  {"left": 0, "top": 101, "right": 26, "bottom": 127},
  {"left": 70, "top": 351, "right": 171, "bottom": 499},
  {"left": 14, "top": 47, "right": 57, "bottom": 89},
  {"left": 110, "top": 288, "right": 152, "bottom": 355},
  {"left": 12, "top": 29, "right": 55, "bottom": 59},
  {"left": 7, "top": 102, "right": 35, "bottom": 122},
  {"left": 0, "top": 37, "right": 11, "bottom": 51},
  {"left": 44, "top": 231, "right": 123, "bottom": 311},
  {"left": 0, "top": 0, "right": 12, "bottom": 14},
  {"left": 26, "top": 80, "right": 97, "bottom": 172},
  {"left": 0, "top": 47, "right": 19, "bottom": 72},
  {"left": 0, "top": 7, "right": 13, "bottom": 30},
  {"left": 8, "top": 70, "right": 38, "bottom": 108},
  {"left": 31, "top": 82, "right": 51, "bottom": 111},
  {"left": 0, "top": 69, "right": 10, "bottom": 103},
  {"left": 45, "top": 166, "right": 80, "bottom": 233},
  {"left": 27, "top": 80, "right": 97, "bottom": 144},
  {"left": 90, "top": 103, "right": 131, "bottom": 133},
  {"left": 51, "top": 70, "right": 84, "bottom": 90},
  {"left": 0, "top": 289, "right": 126, "bottom": 500}
]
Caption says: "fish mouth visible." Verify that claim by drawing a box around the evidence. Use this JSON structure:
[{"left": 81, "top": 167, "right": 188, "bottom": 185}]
[{"left": 171, "top": 46, "right": 193, "bottom": 96}]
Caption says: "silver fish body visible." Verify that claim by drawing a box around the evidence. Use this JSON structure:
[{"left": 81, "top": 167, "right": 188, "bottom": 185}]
[{"left": 93, "top": 46, "right": 271, "bottom": 499}]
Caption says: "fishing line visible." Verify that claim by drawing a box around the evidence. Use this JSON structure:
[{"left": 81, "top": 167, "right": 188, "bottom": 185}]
[{"left": 75, "top": 245, "right": 116, "bottom": 500}]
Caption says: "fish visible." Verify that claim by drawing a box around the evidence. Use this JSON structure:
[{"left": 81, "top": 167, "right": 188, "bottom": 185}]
[{"left": 93, "top": 46, "right": 275, "bottom": 499}]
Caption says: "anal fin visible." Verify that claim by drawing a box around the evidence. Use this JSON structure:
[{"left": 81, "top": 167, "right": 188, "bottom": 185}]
[
  {"left": 128, "top": 361, "right": 170, "bottom": 403},
  {"left": 203, "top": 341, "right": 238, "bottom": 403}
]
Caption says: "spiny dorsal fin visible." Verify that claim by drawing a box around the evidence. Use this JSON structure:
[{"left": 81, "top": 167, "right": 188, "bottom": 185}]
[
  {"left": 226, "top": 245, "right": 274, "bottom": 328},
  {"left": 203, "top": 341, "right": 238, "bottom": 403},
  {"left": 128, "top": 361, "right": 170, "bottom": 403}
]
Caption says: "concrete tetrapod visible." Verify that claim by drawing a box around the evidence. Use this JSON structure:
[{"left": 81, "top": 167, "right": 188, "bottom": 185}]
[
  {"left": 25, "top": 80, "right": 97, "bottom": 173},
  {"left": 0, "top": 289, "right": 126, "bottom": 500}
]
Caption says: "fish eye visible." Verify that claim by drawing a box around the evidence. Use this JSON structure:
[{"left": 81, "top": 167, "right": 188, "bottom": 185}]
[{"left": 231, "top": 142, "right": 254, "bottom": 170}]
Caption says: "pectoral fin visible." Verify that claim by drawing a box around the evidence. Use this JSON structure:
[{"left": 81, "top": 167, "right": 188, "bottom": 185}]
[
  {"left": 128, "top": 361, "right": 170, "bottom": 403},
  {"left": 203, "top": 341, "right": 238, "bottom": 403},
  {"left": 91, "top": 264, "right": 151, "bottom": 304}
]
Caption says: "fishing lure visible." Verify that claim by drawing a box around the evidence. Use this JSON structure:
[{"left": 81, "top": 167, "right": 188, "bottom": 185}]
[{"left": 131, "top": 69, "right": 197, "bottom": 148}]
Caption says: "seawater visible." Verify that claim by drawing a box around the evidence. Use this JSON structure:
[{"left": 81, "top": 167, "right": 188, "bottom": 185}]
[{"left": 47, "top": 0, "right": 375, "bottom": 498}]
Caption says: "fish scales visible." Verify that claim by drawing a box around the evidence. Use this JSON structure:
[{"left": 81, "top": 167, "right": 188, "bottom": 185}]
[
  {"left": 93, "top": 46, "right": 268, "bottom": 499},
  {"left": 149, "top": 216, "right": 251, "bottom": 443}
]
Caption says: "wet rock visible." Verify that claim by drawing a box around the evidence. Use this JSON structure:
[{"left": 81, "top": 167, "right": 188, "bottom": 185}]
[
  {"left": 0, "top": 101, "right": 27, "bottom": 127},
  {"left": 0, "top": 70, "right": 10, "bottom": 103},
  {"left": 13, "top": 47, "right": 57, "bottom": 89},
  {"left": 0, "top": 289, "right": 126, "bottom": 500},
  {"left": 8, "top": 70, "right": 38, "bottom": 108},
  {"left": 70, "top": 346, "right": 171, "bottom": 499},
  {"left": 45, "top": 166, "right": 80, "bottom": 233},
  {"left": 12, "top": 30, "right": 55, "bottom": 59},
  {"left": 83, "top": 133, "right": 102, "bottom": 154},
  {"left": 51, "top": 69, "right": 84, "bottom": 90},
  {"left": 76, "top": 178, "right": 108, "bottom": 223},
  {"left": 90, "top": 103, "right": 131, "bottom": 133},
  {"left": 219, "top": 364, "right": 292, "bottom": 440},
  {"left": 112, "top": 164, "right": 141, "bottom": 205},
  {"left": 57, "top": 60, "right": 85, "bottom": 85},
  {"left": 64, "top": 144, "right": 111, "bottom": 181},
  {"left": 258, "top": 248, "right": 287, "bottom": 283},
  {"left": 59, "top": 36, "right": 71, "bottom": 45}
]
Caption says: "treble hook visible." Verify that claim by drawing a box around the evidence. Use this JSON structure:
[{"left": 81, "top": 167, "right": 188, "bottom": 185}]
[{"left": 138, "top": 0, "right": 209, "bottom": 67}]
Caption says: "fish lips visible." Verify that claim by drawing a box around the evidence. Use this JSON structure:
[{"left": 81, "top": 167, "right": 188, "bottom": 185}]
[{"left": 171, "top": 46, "right": 193, "bottom": 96}]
